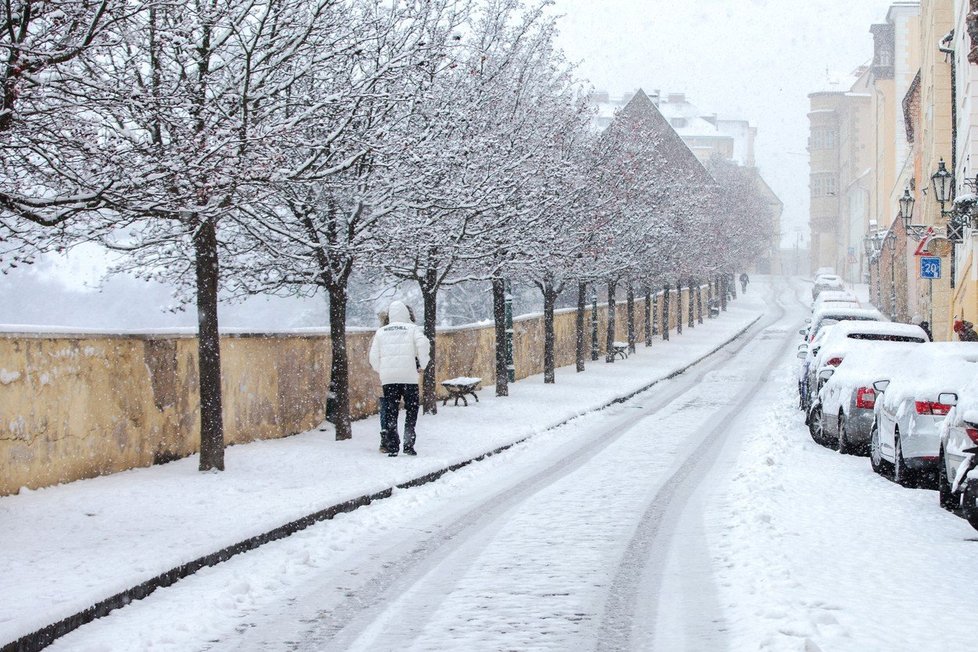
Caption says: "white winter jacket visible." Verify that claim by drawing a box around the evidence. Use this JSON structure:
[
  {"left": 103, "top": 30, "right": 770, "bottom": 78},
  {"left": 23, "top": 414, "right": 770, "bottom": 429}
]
[{"left": 368, "top": 301, "right": 431, "bottom": 385}]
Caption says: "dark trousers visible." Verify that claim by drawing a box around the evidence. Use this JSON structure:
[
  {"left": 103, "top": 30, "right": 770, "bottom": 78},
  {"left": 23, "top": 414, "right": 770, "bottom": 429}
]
[{"left": 382, "top": 383, "right": 420, "bottom": 451}]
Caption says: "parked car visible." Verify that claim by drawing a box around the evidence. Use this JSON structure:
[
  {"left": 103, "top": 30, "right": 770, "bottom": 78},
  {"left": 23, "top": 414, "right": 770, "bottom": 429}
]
[
  {"left": 812, "top": 274, "right": 845, "bottom": 299},
  {"left": 806, "top": 321, "right": 929, "bottom": 441},
  {"left": 798, "top": 324, "right": 836, "bottom": 411},
  {"left": 803, "top": 306, "right": 885, "bottom": 344},
  {"left": 814, "top": 266, "right": 836, "bottom": 280},
  {"left": 871, "top": 343, "right": 978, "bottom": 486},
  {"left": 813, "top": 290, "right": 859, "bottom": 313},
  {"left": 814, "top": 345, "right": 920, "bottom": 454},
  {"left": 937, "top": 386, "right": 978, "bottom": 529}
]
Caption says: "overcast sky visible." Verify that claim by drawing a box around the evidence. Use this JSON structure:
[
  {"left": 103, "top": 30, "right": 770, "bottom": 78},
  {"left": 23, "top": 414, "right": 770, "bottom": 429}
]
[{"left": 551, "top": 0, "right": 897, "bottom": 248}]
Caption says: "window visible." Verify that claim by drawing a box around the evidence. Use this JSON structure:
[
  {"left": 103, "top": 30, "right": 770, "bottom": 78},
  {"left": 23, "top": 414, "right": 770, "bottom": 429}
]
[
  {"left": 810, "top": 127, "right": 838, "bottom": 150},
  {"left": 811, "top": 173, "right": 838, "bottom": 197}
]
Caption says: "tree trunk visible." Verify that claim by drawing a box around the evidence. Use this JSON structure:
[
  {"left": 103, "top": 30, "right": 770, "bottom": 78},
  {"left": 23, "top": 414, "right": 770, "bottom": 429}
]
[
  {"left": 626, "top": 281, "right": 636, "bottom": 353},
  {"left": 676, "top": 279, "right": 683, "bottom": 335},
  {"left": 194, "top": 218, "right": 225, "bottom": 472},
  {"left": 696, "top": 282, "right": 704, "bottom": 324},
  {"left": 492, "top": 278, "right": 509, "bottom": 396},
  {"left": 542, "top": 275, "right": 558, "bottom": 384},
  {"left": 644, "top": 286, "right": 652, "bottom": 346},
  {"left": 327, "top": 281, "right": 352, "bottom": 440},
  {"left": 687, "top": 278, "right": 695, "bottom": 328},
  {"left": 420, "top": 268, "right": 438, "bottom": 415},
  {"left": 605, "top": 279, "right": 617, "bottom": 362},
  {"left": 720, "top": 274, "right": 728, "bottom": 311},
  {"left": 729, "top": 272, "right": 737, "bottom": 299},
  {"left": 652, "top": 290, "right": 659, "bottom": 336},
  {"left": 662, "top": 284, "right": 670, "bottom": 341},
  {"left": 590, "top": 283, "right": 599, "bottom": 361},
  {"left": 576, "top": 281, "right": 587, "bottom": 372}
]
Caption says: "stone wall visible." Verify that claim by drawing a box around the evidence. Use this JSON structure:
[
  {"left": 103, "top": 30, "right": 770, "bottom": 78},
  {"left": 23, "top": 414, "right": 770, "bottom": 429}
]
[{"left": 0, "top": 285, "right": 707, "bottom": 495}]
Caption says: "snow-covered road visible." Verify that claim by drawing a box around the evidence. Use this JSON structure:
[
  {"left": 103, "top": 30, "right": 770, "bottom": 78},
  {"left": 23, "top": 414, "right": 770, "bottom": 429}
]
[{"left": 47, "top": 279, "right": 978, "bottom": 651}]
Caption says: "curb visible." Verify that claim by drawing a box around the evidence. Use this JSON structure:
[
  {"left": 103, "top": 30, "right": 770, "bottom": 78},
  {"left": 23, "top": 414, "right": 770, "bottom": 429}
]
[{"left": 4, "top": 313, "right": 763, "bottom": 652}]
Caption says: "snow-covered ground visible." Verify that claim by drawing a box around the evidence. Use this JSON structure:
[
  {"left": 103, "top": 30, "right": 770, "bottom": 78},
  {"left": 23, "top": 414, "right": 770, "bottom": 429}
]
[
  {"left": 5, "top": 276, "right": 977, "bottom": 651},
  {"left": 1, "top": 283, "right": 763, "bottom": 648}
]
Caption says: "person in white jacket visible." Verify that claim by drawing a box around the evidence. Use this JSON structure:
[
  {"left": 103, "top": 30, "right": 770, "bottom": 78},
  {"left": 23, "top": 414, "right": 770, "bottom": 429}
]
[{"left": 369, "top": 300, "right": 430, "bottom": 456}]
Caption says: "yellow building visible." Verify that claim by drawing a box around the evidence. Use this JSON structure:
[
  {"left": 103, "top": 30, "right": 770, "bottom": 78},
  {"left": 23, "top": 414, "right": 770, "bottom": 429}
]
[
  {"left": 949, "top": 1, "right": 978, "bottom": 330},
  {"left": 901, "top": 0, "right": 954, "bottom": 340},
  {"left": 807, "top": 67, "right": 875, "bottom": 282},
  {"left": 866, "top": 4, "right": 920, "bottom": 322}
]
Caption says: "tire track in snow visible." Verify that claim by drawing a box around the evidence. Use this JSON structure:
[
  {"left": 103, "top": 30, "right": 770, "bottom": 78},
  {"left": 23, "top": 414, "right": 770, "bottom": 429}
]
[
  {"left": 595, "top": 277, "right": 798, "bottom": 651},
  {"left": 280, "top": 293, "right": 787, "bottom": 650}
]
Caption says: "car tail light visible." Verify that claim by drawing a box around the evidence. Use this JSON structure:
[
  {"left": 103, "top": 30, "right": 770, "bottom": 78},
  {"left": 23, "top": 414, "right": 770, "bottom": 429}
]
[
  {"left": 855, "top": 387, "right": 876, "bottom": 409},
  {"left": 915, "top": 401, "right": 953, "bottom": 416},
  {"left": 965, "top": 428, "right": 978, "bottom": 445},
  {"left": 826, "top": 357, "right": 843, "bottom": 367}
]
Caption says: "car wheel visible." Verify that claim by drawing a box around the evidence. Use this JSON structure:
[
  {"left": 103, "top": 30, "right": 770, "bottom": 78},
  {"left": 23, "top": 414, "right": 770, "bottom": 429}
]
[
  {"left": 893, "top": 430, "right": 915, "bottom": 487},
  {"left": 870, "top": 422, "right": 890, "bottom": 475},
  {"left": 938, "top": 448, "right": 956, "bottom": 511},
  {"left": 809, "top": 404, "right": 825, "bottom": 445},
  {"left": 838, "top": 413, "right": 852, "bottom": 455}
]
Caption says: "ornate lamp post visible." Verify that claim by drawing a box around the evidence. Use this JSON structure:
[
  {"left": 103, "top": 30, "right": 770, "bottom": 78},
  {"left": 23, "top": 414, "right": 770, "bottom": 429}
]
[{"left": 899, "top": 187, "right": 928, "bottom": 240}]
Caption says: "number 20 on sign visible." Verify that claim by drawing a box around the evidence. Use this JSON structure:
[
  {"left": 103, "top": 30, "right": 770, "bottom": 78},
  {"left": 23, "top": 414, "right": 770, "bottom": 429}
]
[{"left": 920, "top": 256, "right": 941, "bottom": 279}]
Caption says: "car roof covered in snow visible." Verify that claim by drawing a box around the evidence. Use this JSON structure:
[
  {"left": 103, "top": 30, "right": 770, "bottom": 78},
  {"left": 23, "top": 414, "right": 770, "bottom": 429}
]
[
  {"left": 823, "top": 344, "right": 918, "bottom": 395},
  {"left": 815, "top": 290, "right": 857, "bottom": 302},
  {"left": 877, "top": 343, "right": 978, "bottom": 408},
  {"left": 824, "top": 320, "right": 928, "bottom": 339},
  {"left": 811, "top": 306, "right": 882, "bottom": 321},
  {"left": 808, "top": 307, "right": 885, "bottom": 341},
  {"left": 814, "top": 321, "right": 928, "bottom": 368}
]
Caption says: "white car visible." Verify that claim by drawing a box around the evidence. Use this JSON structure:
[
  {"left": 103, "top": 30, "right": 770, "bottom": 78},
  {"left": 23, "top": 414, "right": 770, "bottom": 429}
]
[
  {"left": 803, "top": 306, "right": 884, "bottom": 344},
  {"left": 813, "top": 290, "right": 859, "bottom": 313},
  {"left": 937, "top": 386, "right": 978, "bottom": 530},
  {"left": 807, "top": 321, "right": 929, "bottom": 445},
  {"left": 816, "top": 345, "right": 919, "bottom": 454},
  {"left": 812, "top": 275, "right": 845, "bottom": 299},
  {"left": 871, "top": 343, "right": 978, "bottom": 486}
]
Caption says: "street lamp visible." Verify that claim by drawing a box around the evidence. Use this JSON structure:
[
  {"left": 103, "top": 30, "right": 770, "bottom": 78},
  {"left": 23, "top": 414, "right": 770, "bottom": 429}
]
[
  {"left": 899, "top": 187, "right": 929, "bottom": 240},
  {"left": 932, "top": 159, "right": 954, "bottom": 211}
]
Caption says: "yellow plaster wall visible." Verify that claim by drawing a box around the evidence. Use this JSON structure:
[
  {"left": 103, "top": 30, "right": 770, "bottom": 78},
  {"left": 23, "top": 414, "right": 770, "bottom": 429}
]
[{"left": 0, "top": 286, "right": 710, "bottom": 495}]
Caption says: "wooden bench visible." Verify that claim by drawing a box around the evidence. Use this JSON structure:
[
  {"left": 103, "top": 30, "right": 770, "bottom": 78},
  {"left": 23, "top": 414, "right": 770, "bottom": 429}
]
[
  {"left": 440, "top": 376, "right": 482, "bottom": 406},
  {"left": 611, "top": 341, "right": 629, "bottom": 360}
]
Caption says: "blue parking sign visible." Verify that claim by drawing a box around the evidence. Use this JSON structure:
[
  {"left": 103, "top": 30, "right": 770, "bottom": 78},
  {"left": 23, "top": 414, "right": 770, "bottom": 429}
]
[{"left": 920, "top": 256, "right": 941, "bottom": 279}]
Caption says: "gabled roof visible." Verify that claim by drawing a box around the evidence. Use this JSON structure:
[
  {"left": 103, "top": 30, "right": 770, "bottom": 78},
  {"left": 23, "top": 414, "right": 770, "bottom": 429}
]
[{"left": 609, "top": 88, "right": 715, "bottom": 186}]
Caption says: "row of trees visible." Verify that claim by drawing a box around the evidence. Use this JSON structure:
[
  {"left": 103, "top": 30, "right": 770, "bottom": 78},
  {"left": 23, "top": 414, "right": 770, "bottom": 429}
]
[{"left": 1, "top": 0, "right": 773, "bottom": 471}]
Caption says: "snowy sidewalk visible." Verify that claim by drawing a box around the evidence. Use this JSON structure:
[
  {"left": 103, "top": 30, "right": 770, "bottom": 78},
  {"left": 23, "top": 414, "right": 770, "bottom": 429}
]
[{"left": 0, "top": 288, "right": 769, "bottom": 648}]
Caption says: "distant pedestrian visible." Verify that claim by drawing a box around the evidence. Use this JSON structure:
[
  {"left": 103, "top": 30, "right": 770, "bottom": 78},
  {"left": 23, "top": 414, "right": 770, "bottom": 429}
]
[
  {"left": 740, "top": 272, "right": 750, "bottom": 293},
  {"left": 911, "top": 315, "right": 933, "bottom": 341},
  {"left": 954, "top": 319, "right": 978, "bottom": 342},
  {"left": 369, "top": 300, "right": 430, "bottom": 457}
]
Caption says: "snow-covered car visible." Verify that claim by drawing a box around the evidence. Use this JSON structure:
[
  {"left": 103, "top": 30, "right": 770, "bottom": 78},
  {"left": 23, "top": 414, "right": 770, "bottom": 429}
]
[
  {"left": 806, "top": 321, "right": 929, "bottom": 442},
  {"left": 814, "top": 266, "right": 836, "bottom": 278},
  {"left": 802, "top": 306, "right": 885, "bottom": 344},
  {"left": 798, "top": 324, "right": 835, "bottom": 411},
  {"left": 871, "top": 343, "right": 978, "bottom": 486},
  {"left": 812, "top": 275, "right": 845, "bottom": 299},
  {"left": 814, "top": 345, "right": 919, "bottom": 454},
  {"left": 812, "top": 290, "right": 859, "bottom": 313},
  {"left": 937, "top": 386, "right": 978, "bottom": 529}
]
